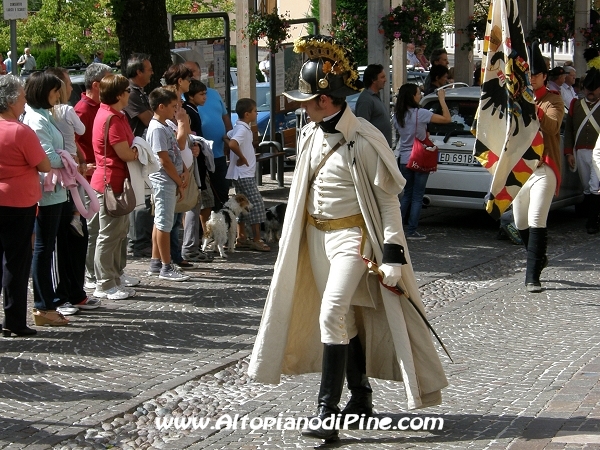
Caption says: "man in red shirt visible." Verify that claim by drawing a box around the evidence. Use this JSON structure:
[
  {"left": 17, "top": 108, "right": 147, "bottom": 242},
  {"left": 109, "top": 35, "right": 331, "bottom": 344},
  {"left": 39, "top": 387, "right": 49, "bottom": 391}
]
[{"left": 74, "top": 63, "right": 112, "bottom": 290}]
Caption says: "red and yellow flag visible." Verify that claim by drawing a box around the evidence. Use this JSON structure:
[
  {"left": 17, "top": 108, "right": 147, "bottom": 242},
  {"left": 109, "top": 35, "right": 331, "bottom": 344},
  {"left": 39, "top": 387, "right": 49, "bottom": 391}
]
[{"left": 472, "top": 0, "right": 544, "bottom": 220}]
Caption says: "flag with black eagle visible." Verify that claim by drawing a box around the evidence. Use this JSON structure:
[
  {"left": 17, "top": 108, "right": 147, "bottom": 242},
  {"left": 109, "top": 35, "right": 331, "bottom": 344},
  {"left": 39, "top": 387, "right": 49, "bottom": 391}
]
[{"left": 471, "top": 0, "right": 544, "bottom": 220}]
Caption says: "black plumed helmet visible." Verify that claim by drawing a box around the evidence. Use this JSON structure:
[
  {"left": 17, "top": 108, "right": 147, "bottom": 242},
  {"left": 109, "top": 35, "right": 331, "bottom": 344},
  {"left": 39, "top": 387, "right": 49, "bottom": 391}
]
[
  {"left": 283, "top": 35, "right": 362, "bottom": 102},
  {"left": 529, "top": 41, "right": 547, "bottom": 76},
  {"left": 583, "top": 47, "right": 600, "bottom": 91}
]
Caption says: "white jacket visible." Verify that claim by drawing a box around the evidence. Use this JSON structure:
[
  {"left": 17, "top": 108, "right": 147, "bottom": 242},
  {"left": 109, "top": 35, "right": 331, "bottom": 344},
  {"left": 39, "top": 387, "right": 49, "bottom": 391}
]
[{"left": 127, "top": 136, "right": 159, "bottom": 206}]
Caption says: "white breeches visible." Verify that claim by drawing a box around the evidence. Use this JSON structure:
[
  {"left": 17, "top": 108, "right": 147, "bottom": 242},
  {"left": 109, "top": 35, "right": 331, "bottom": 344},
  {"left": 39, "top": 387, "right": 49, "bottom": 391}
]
[
  {"left": 307, "top": 225, "right": 370, "bottom": 345},
  {"left": 576, "top": 149, "right": 600, "bottom": 195},
  {"left": 513, "top": 165, "right": 557, "bottom": 229}
]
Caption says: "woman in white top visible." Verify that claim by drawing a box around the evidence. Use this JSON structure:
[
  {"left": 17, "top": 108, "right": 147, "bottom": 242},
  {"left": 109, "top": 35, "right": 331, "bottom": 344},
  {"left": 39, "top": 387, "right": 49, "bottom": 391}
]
[{"left": 393, "top": 83, "right": 450, "bottom": 239}]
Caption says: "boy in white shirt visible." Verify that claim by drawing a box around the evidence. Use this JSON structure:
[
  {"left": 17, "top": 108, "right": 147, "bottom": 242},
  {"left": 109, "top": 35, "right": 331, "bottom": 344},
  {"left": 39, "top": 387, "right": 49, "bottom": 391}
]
[{"left": 224, "top": 98, "right": 270, "bottom": 252}]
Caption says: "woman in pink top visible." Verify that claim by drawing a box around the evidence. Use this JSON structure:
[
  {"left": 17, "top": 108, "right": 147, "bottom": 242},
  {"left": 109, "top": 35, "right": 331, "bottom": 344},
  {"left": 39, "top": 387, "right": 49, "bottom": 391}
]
[{"left": 0, "top": 75, "right": 50, "bottom": 336}]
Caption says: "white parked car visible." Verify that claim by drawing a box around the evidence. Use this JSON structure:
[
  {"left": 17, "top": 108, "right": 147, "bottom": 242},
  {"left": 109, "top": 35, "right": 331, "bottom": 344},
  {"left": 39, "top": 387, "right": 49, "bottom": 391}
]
[{"left": 419, "top": 86, "right": 583, "bottom": 210}]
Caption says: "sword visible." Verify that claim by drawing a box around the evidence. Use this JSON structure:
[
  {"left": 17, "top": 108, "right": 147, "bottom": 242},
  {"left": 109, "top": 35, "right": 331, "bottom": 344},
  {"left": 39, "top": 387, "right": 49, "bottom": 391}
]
[{"left": 363, "top": 257, "right": 454, "bottom": 363}]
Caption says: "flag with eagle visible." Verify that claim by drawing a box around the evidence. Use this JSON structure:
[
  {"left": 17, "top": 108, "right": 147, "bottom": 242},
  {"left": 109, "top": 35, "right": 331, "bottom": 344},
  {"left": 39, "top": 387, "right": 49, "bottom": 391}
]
[{"left": 472, "top": 0, "right": 544, "bottom": 220}]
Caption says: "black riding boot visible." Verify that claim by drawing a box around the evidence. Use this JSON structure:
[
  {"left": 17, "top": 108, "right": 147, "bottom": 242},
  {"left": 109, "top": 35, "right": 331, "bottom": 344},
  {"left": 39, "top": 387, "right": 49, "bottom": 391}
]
[
  {"left": 526, "top": 227, "right": 547, "bottom": 293},
  {"left": 520, "top": 227, "right": 547, "bottom": 270},
  {"left": 341, "top": 335, "right": 373, "bottom": 419},
  {"left": 519, "top": 227, "right": 529, "bottom": 249},
  {"left": 586, "top": 195, "right": 600, "bottom": 234},
  {"left": 302, "top": 344, "right": 348, "bottom": 442}
]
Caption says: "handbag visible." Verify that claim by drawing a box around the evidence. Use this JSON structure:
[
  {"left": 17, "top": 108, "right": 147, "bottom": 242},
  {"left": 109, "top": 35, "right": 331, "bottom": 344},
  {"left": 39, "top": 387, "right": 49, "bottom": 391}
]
[
  {"left": 406, "top": 109, "right": 439, "bottom": 173},
  {"left": 174, "top": 160, "right": 200, "bottom": 213},
  {"left": 102, "top": 115, "right": 136, "bottom": 217}
]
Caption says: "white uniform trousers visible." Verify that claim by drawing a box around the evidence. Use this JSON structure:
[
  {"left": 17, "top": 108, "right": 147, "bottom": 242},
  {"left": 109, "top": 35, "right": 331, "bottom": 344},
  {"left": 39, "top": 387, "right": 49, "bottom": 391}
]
[
  {"left": 306, "top": 224, "right": 371, "bottom": 345},
  {"left": 576, "top": 149, "right": 600, "bottom": 195},
  {"left": 513, "top": 164, "right": 557, "bottom": 229}
]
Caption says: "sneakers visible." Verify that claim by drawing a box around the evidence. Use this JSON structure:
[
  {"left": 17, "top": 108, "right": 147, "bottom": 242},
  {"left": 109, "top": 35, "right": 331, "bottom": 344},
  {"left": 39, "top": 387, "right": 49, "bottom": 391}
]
[
  {"left": 406, "top": 231, "right": 427, "bottom": 240},
  {"left": 148, "top": 258, "right": 162, "bottom": 275},
  {"left": 74, "top": 297, "right": 102, "bottom": 310},
  {"left": 183, "top": 251, "right": 214, "bottom": 262},
  {"left": 120, "top": 273, "right": 140, "bottom": 287},
  {"left": 84, "top": 280, "right": 97, "bottom": 290},
  {"left": 56, "top": 302, "right": 79, "bottom": 316},
  {"left": 159, "top": 264, "right": 190, "bottom": 281},
  {"left": 70, "top": 216, "right": 84, "bottom": 237},
  {"left": 93, "top": 286, "right": 134, "bottom": 300}
]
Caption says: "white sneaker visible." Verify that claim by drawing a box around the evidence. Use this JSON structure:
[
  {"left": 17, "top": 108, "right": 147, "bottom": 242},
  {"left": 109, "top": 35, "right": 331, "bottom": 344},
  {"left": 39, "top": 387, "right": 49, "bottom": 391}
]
[
  {"left": 56, "top": 302, "right": 79, "bottom": 316},
  {"left": 84, "top": 280, "right": 97, "bottom": 290},
  {"left": 93, "top": 286, "right": 131, "bottom": 300},
  {"left": 120, "top": 273, "right": 140, "bottom": 287}
]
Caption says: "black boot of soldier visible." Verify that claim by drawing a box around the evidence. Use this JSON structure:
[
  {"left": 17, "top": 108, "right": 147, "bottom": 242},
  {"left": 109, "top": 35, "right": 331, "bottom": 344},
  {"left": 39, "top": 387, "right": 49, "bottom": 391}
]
[
  {"left": 302, "top": 344, "right": 347, "bottom": 442},
  {"left": 525, "top": 227, "right": 547, "bottom": 293},
  {"left": 341, "top": 335, "right": 373, "bottom": 426},
  {"left": 586, "top": 194, "right": 600, "bottom": 234}
]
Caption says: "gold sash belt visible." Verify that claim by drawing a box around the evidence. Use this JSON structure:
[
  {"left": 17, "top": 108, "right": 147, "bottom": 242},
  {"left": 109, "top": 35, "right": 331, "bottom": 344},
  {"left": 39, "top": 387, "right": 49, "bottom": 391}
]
[{"left": 306, "top": 213, "right": 365, "bottom": 232}]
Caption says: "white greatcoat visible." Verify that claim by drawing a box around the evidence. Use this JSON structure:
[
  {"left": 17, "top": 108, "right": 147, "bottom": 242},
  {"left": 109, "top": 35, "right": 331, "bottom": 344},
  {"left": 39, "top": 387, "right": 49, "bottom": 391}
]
[{"left": 248, "top": 106, "right": 448, "bottom": 410}]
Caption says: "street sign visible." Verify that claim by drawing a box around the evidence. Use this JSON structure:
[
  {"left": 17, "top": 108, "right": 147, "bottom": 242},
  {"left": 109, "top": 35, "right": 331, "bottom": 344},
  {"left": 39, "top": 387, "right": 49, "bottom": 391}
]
[{"left": 3, "top": 0, "right": 27, "bottom": 20}]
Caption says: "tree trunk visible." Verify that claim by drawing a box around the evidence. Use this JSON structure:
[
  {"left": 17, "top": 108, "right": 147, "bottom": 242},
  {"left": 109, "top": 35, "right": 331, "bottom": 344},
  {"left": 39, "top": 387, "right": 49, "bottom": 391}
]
[{"left": 112, "top": 0, "right": 171, "bottom": 90}]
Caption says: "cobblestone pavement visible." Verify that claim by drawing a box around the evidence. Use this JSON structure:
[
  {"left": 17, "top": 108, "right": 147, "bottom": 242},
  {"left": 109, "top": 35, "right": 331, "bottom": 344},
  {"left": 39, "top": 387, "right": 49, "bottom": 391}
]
[{"left": 1, "top": 175, "right": 599, "bottom": 449}]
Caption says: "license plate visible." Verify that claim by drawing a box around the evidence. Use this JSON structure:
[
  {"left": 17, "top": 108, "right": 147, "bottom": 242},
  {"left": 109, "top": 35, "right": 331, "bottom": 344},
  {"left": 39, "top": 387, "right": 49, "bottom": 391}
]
[{"left": 438, "top": 151, "right": 480, "bottom": 166}]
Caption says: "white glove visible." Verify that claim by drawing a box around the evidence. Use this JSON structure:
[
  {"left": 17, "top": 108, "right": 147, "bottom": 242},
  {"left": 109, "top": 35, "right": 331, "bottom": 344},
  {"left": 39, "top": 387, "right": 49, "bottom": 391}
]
[
  {"left": 379, "top": 263, "right": 402, "bottom": 287},
  {"left": 425, "top": 145, "right": 437, "bottom": 152}
]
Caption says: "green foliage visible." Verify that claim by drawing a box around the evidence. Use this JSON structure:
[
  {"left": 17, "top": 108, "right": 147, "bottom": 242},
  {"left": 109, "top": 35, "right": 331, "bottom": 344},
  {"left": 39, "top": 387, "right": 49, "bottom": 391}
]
[
  {"left": 242, "top": 8, "right": 291, "bottom": 53},
  {"left": 460, "top": 0, "right": 489, "bottom": 51},
  {"left": 35, "top": 47, "right": 84, "bottom": 69},
  {"left": 330, "top": 3, "right": 368, "bottom": 65},
  {"left": 166, "top": 0, "right": 236, "bottom": 41},
  {"left": 580, "top": 10, "right": 600, "bottom": 48},
  {"left": 0, "top": 0, "right": 235, "bottom": 64},
  {"left": 379, "top": 0, "right": 445, "bottom": 48},
  {"left": 230, "top": 46, "right": 237, "bottom": 67},
  {"left": 0, "top": 0, "right": 118, "bottom": 62},
  {"left": 528, "top": 0, "right": 574, "bottom": 47}
]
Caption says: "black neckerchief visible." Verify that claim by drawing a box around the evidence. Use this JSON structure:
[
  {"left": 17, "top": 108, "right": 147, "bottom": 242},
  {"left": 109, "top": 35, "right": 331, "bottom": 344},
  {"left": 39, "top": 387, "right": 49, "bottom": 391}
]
[{"left": 318, "top": 102, "right": 347, "bottom": 134}]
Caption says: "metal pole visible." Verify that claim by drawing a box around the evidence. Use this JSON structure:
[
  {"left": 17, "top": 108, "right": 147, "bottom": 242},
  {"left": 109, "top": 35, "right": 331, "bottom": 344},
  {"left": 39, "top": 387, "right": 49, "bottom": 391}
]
[{"left": 10, "top": 20, "right": 17, "bottom": 75}]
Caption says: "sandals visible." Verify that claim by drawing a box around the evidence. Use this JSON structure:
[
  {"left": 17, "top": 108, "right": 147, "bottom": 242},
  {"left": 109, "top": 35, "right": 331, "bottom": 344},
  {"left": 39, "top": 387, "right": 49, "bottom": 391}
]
[
  {"left": 235, "top": 238, "right": 251, "bottom": 249},
  {"left": 32, "top": 309, "right": 69, "bottom": 326},
  {"left": 248, "top": 239, "right": 271, "bottom": 252}
]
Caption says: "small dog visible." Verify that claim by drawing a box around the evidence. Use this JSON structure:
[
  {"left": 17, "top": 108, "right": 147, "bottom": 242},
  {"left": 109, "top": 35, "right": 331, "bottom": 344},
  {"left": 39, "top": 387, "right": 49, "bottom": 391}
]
[
  {"left": 202, "top": 194, "right": 252, "bottom": 258},
  {"left": 264, "top": 203, "right": 287, "bottom": 242}
]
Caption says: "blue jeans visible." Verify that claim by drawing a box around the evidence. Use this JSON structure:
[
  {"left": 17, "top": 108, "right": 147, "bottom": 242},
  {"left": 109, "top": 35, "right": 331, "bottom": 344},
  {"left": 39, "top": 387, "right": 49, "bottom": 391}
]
[
  {"left": 209, "top": 156, "right": 230, "bottom": 211},
  {"left": 399, "top": 163, "right": 429, "bottom": 235},
  {"left": 170, "top": 213, "right": 183, "bottom": 263}
]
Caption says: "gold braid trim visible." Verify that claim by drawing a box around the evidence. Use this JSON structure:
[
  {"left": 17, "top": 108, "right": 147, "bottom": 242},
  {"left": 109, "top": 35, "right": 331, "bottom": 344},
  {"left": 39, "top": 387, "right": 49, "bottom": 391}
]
[
  {"left": 293, "top": 35, "right": 361, "bottom": 91},
  {"left": 589, "top": 56, "right": 600, "bottom": 70}
]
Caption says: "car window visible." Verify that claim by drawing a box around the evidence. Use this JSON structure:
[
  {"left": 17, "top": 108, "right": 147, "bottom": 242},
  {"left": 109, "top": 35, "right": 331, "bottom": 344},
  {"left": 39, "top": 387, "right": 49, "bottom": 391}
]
[
  {"left": 424, "top": 99, "right": 479, "bottom": 135},
  {"left": 230, "top": 85, "right": 271, "bottom": 112}
]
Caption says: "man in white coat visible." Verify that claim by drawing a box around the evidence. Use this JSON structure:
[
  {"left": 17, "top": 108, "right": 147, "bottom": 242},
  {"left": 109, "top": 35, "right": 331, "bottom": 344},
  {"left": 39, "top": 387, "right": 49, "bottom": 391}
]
[{"left": 248, "top": 35, "right": 448, "bottom": 443}]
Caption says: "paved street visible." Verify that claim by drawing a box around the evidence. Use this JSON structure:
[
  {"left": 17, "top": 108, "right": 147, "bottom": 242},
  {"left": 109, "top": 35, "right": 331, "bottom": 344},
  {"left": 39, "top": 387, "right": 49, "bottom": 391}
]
[{"left": 1, "top": 174, "right": 599, "bottom": 450}]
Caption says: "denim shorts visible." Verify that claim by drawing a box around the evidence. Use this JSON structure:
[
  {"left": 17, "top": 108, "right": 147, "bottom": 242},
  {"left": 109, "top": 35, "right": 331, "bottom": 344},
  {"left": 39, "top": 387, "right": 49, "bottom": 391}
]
[{"left": 152, "top": 181, "right": 177, "bottom": 232}]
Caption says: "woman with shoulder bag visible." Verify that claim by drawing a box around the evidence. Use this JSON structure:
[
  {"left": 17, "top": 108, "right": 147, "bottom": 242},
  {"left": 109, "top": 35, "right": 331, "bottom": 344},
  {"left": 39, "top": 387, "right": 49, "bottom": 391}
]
[
  {"left": 90, "top": 74, "right": 140, "bottom": 300},
  {"left": 393, "top": 83, "right": 450, "bottom": 240}
]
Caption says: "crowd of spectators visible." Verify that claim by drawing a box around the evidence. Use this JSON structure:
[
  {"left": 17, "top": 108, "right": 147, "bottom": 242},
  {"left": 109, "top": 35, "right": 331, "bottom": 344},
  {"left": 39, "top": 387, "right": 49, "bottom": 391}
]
[{"left": 0, "top": 53, "right": 272, "bottom": 336}]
